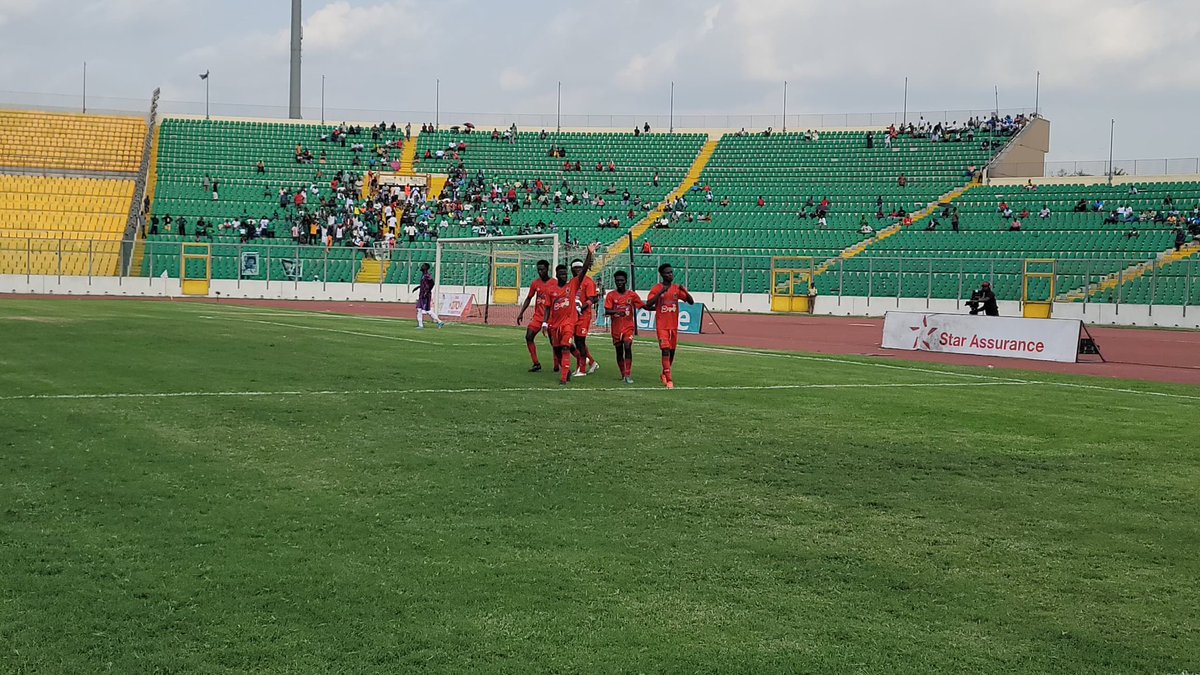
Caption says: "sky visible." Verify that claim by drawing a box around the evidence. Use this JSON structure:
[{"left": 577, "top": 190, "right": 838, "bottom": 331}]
[{"left": 2, "top": 0, "right": 1199, "bottom": 166}]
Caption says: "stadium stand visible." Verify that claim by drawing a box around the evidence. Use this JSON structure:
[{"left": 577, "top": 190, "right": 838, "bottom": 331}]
[
  {"left": 831, "top": 180, "right": 1200, "bottom": 301},
  {"left": 0, "top": 110, "right": 145, "bottom": 173},
  {"left": 0, "top": 109, "right": 145, "bottom": 276},
  {"left": 626, "top": 126, "right": 1010, "bottom": 292},
  {"left": 146, "top": 121, "right": 706, "bottom": 283},
  {"left": 412, "top": 129, "right": 706, "bottom": 243}
]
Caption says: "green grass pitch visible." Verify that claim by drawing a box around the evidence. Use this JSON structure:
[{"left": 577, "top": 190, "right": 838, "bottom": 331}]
[{"left": 1, "top": 299, "right": 1198, "bottom": 673}]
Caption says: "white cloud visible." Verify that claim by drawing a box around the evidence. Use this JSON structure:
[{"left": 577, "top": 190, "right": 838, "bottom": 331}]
[
  {"left": 499, "top": 68, "right": 532, "bottom": 92},
  {"left": 302, "top": 0, "right": 428, "bottom": 53},
  {"left": 617, "top": 3, "right": 721, "bottom": 90},
  {"left": 0, "top": 0, "right": 42, "bottom": 26}
]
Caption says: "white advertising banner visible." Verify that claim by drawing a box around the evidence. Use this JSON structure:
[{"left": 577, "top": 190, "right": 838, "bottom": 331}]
[
  {"left": 437, "top": 293, "right": 474, "bottom": 318},
  {"left": 881, "top": 312, "right": 1081, "bottom": 363}
]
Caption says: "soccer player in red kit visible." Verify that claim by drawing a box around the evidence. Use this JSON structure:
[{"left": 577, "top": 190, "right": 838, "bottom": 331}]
[
  {"left": 516, "top": 259, "right": 555, "bottom": 372},
  {"left": 604, "top": 270, "right": 643, "bottom": 384},
  {"left": 644, "top": 263, "right": 694, "bottom": 389},
  {"left": 570, "top": 258, "right": 600, "bottom": 377},
  {"left": 546, "top": 244, "right": 596, "bottom": 384}
]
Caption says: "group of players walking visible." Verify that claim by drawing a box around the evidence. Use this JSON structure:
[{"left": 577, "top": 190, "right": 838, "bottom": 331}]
[{"left": 515, "top": 243, "right": 694, "bottom": 388}]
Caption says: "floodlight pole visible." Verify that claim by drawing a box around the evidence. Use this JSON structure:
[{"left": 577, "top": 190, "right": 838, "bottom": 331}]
[
  {"left": 320, "top": 74, "right": 325, "bottom": 124},
  {"left": 1108, "top": 118, "right": 1115, "bottom": 186},
  {"left": 669, "top": 81, "right": 674, "bottom": 134},
  {"left": 1034, "top": 70, "right": 1040, "bottom": 116},
  {"left": 288, "top": 0, "right": 303, "bottom": 119},
  {"left": 205, "top": 75, "right": 210, "bottom": 120},
  {"left": 557, "top": 81, "right": 561, "bottom": 133},
  {"left": 782, "top": 80, "right": 787, "bottom": 132},
  {"left": 902, "top": 76, "right": 908, "bottom": 126},
  {"left": 435, "top": 78, "right": 440, "bottom": 129},
  {"left": 82, "top": 61, "right": 87, "bottom": 114}
]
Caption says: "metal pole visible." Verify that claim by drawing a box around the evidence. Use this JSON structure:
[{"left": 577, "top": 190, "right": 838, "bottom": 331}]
[
  {"left": 435, "top": 78, "right": 440, "bottom": 129},
  {"left": 669, "top": 81, "right": 674, "bottom": 134},
  {"left": 1034, "top": 70, "right": 1040, "bottom": 116},
  {"left": 902, "top": 77, "right": 908, "bottom": 125},
  {"left": 205, "top": 76, "right": 210, "bottom": 120},
  {"left": 994, "top": 85, "right": 999, "bottom": 114},
  {"left": 1108, "top": 118, "right": 1115, "bottom": 186},
  {"left": 82, "top": 61, "right": 87, "bottom": 114},
  {"left": 288, "top": 0, "right": 303, "bottom": 119},
  {"left": 556, "top": 81, "right": 562, "bottom": 133},
  {"left": 782, "top": 81, "right": 787, "bottom": 132},
  {"left": 320, "top": 74, "right": 325, "bottom": 124}
]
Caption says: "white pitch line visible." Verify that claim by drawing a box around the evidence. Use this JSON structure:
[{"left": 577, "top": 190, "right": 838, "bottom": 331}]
[
  {"left": 0, "top": 381, "right": 1031, "bottom": 402},
  {"left": 679, "top": 343, "right": 1200, "bottom": 401},
  {"left": 678, "top": 342, "right": 1021, "bottom": 383},
  {"left": 212, "top": 316, "right": 446, "bottom": 345},
  {"left": 183, "top": 304, "right": 1200, "bottom": 403}
]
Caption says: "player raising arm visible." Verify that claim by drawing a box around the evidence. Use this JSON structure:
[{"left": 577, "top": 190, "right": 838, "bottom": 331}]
[
  {"left": 604, "top": 270, "right": 643, "bottom": 384},
  {"left": 570, "top": 257, "right": 601, "bottom": 378},
  {"left": 643, "top": 263, "right": 693, "bottom": 389},
  {"left": 516, "top": 259, "right": 555, "bottom": 372},
  {"left": 546, "top": 243, "right": 597, "bottom": 385}
]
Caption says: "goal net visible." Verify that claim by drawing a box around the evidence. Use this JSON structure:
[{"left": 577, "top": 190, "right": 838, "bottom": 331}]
[{"left": 433, "top": 234, "right": 564, "bottom": 327}]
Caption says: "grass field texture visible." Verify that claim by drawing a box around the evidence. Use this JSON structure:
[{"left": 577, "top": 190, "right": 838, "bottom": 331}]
[{"left": 1, "top": 299, "right": 1198, "bottom": 674}]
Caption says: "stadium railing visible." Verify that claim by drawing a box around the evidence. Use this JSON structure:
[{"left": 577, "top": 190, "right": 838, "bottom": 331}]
[{"left": 3, "top": 236, "right": 1198, "bottom": 309}]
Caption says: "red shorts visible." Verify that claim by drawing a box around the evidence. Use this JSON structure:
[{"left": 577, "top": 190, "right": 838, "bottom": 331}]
[
  {"left": 529, "top": 307, "right": 547, "bottom": 329},
  {"left": 657, "top": 328, "right": 678, "bottom": 350},
  {"left": 612, "top": 326, "right": 635, "bottom": 344},
  {"left": 574, "top": 311, "right": 593, "bottom": 338},
  {"left": 550, "top": 323, "right": 576, "bottom": 348}
]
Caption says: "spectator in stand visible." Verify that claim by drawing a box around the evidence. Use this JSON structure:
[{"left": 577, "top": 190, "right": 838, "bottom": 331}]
[
  {"left": 952, "top": 211, "right": 961, "bottom": 231},
  {"left": 1018, "top": 208, "right": 1030, "bottom": 220},
  {"left": 866, "top": 131, "right": 874, "bottom": 148},
  {"left": 859, "top": 216, "right": 874, "bottom": 235},
  {"left": 757, "top": 196, "right": 766, "bottom": 207},
  {"left": 1039, "top": 205, "right": 1052, "bottom": 219},
  {"left": 1023, "top": 179, "right": 1037, "bottom": 191},
  {"left": 642, "top": 240, "right": 653, "bottom": 254},
  {"left": 897, "top": 173, "right": 908, "bottom": 188},
  {"left": 1009, "top": 218, "right": 1022, "bottom": 231},
  {"left": 1074, "top": 198, "right": 1089, "bottom": 212},
  {"left": 1176, "top": 226, "right": 1187, "bottom": 251}
]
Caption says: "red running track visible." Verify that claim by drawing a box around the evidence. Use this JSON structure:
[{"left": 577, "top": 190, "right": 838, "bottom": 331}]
[{"left": 7, "top": 295, "right": 1200, "bottom": 385}]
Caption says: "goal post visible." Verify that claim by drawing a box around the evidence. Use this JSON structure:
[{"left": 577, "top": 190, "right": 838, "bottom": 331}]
[{"left": 433, "top": 234, "right": 560, "bottom": 325}]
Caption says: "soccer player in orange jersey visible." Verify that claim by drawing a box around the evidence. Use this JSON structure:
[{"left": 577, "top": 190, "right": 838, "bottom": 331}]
[
  {"left": 604, "top": 270, "right": 644, "bottom": 384},
  {"left": 516, "top": 259, "right": 555, "bottom": 372},
  {"left": 570, "top": 258, "right": 601, "bottom": 378},
  {"left": 644, "top": 263, "right": 694, "bottom": 389},
  {"left": 546, "top": 244, "right": 596, "bottom": 384}
]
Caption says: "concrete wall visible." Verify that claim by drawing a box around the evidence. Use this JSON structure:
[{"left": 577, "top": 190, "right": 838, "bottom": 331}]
[
  {"left": 987, "top": 117, "right": 1050, "bottom": 179},
  {"left": 5, "top": 275, "right": 1197, "bottom": 328}
]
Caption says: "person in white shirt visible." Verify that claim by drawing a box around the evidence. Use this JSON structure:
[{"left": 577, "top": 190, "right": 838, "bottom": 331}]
[
  {"left": 1039, "top": 205, "right": 1051, "bottom": 219},
  {"left": 387, "top": 215, "right": 398, "bottom": 232},
  {"left": 405, "top": 223, "right": 418, "bottom": 242}
]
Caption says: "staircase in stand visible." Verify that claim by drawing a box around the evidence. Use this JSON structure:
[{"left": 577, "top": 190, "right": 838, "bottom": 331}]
[
  {"left": 356, "top": 257, "right": 390, "bottom": 283},
  {"left": 1058, "top": 241, "right": 1200, "bottom": 301},
  {"left": 815, "top": 181, "right": 978, "bottom": 275},
  {"left": 592, "top": 136, "right": 720, "bottom": 276}
]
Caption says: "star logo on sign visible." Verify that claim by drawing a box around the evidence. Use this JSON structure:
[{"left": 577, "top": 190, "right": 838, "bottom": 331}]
[{"left": 909, "top": 315, "right": 937, "bottom": 349}]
